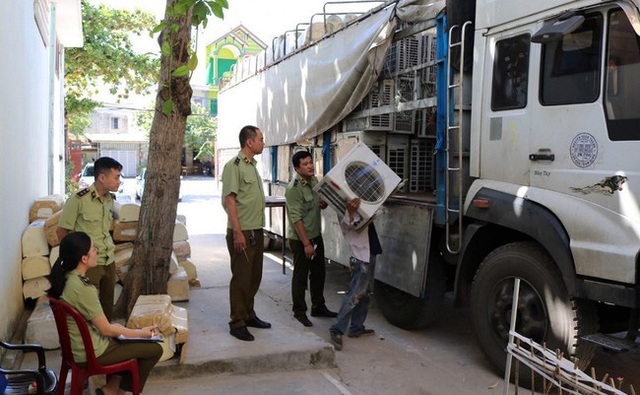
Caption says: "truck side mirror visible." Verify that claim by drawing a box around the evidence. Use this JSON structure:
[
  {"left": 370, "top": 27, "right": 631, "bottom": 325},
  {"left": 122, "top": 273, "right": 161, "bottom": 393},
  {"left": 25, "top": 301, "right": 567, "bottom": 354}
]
[{"left": 531, "top": 14, "right": 585, "bottom": 44}]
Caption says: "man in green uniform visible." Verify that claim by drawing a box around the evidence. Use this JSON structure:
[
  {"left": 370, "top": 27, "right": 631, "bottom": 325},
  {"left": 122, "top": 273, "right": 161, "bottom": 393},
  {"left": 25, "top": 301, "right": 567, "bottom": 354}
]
[
  {"left": 285, "top": 150, "right": 337, "bottom": 327},
  {"left": 57, "top": 156, "right": 122, "bottom": 321},
  {"left": 221, "top": 125, "right": 271, "bottom": 342}
]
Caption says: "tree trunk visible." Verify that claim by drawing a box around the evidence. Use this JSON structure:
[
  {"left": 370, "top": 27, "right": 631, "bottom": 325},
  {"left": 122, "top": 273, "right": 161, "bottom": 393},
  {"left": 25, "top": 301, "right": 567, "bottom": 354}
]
[{"left": 114, "top": 0, "right": 193, "bottom": 318}]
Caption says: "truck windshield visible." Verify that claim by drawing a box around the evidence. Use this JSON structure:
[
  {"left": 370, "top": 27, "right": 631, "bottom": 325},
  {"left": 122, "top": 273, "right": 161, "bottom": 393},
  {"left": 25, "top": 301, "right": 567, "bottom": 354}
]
[{"left": 604, "top": 8, "right": 640, "bottom": 140}]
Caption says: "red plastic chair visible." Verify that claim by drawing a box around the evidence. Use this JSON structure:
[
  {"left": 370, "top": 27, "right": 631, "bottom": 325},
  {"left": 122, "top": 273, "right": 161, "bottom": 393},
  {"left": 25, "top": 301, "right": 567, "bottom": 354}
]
[{"left": 47, "top": 297, "right": 141, "bottom": 395}]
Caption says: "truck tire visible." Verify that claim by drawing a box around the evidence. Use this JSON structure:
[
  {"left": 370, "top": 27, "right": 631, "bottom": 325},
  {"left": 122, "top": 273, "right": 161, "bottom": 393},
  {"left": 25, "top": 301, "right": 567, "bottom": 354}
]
[
  {"left": 374, "top": 256, "right": 446, "bottom": 329},
  {"left": 470, "top": 241, "right": 598, "bottom": 386}
]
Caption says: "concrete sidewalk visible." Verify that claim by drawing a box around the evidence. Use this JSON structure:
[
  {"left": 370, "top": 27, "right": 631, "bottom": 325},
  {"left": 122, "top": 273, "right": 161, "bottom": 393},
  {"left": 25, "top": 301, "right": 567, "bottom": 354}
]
[
  {"left": 12, "top": 180, "right": 350, "bottom": 393},
  {"left": 151, "top": 282, "right": 335, "bottom": 379},
  {"left": 16, "top": 233, "right": 341, "bottom": 394}
]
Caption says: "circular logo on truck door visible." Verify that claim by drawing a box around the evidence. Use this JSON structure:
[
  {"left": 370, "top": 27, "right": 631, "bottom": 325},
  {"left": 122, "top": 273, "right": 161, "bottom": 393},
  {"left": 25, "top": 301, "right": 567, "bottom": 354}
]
[{"left": 570, "top": 133, "right": 598, "bottom": 168}]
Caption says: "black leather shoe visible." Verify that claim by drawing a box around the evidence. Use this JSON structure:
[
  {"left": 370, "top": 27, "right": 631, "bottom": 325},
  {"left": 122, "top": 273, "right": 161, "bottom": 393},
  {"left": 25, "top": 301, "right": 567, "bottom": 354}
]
[
  {"left": 230, "top": 327, "right": 254, "bottom": 341},
  {"left": 311, "top": 306, "right": 338, "bottom": 318},
  {"left": 294, "top": 314, "right": 313, "bottom": 327},
  {"left": 246, "top": 317, "right": 272, "bottom": 329}
]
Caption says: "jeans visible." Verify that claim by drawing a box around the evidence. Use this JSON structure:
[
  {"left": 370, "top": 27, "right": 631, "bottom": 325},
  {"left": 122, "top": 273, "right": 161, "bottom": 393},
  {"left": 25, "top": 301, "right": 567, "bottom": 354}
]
[{"left": 330, "top": 255, "right": 376, "bottom": 336}]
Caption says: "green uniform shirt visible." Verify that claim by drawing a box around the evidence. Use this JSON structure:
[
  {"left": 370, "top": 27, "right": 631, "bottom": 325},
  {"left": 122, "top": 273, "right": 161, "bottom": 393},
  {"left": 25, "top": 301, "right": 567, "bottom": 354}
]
[
  {"left": 221, "top": 151, "right": 265, "bottom": 230},
  {"left": 285, "top": 174, "right": 321, "bottom": 240},
  {"left": 60, "top": 270, "right": 110, "bottom": 363},
  {"left": 58, "top": 184, "right": 115, "bottom": 265}
]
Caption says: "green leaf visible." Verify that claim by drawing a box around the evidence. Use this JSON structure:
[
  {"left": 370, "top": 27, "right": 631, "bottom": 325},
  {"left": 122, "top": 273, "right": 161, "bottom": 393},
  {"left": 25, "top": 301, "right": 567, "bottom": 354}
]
[
  {"left": 187, "top": 54, "right": 198, "bottom": 71},
  {"left": 150, "top": 21, "right": 167, "bottom": 36},
  {"left": 210, "top": 3, "right": 224, "bottom": 19},
  {"left": 172, "top": 65, "right": 190, "bottom": 77},
  {"left": 208, "top": 0, "right": 228, "bottom": 10},
  {"left": 162, "top": 99, "right": 174, "bottom": 116},
  {"left": 192, "top": 2, "right": 209, "bottom": 25},
  {"left": 161, "top": 41, "right": 171, "bottom": 56},
  {"left": 173, "top": 0, "right": 192, "bottom": 16}
]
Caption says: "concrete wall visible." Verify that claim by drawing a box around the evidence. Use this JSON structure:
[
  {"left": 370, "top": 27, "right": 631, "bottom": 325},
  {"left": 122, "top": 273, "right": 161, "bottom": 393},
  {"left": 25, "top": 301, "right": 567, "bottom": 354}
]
[
  {"left": 88, "top": 108, "right": 132, "bottom": 134},
  {"left": 0, "top": 2, "right": 65, "bottom": 341}
]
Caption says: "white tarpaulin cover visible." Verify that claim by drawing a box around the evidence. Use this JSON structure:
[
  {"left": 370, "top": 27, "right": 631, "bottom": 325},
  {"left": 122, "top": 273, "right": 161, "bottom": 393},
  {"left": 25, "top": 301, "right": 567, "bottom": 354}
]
[{"left": 217, "top": 0, "right": 444, "bottom": 148}]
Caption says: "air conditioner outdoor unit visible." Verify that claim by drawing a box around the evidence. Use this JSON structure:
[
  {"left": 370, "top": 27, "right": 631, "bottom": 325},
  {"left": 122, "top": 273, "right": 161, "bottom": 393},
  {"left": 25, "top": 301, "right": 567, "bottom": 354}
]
[{"left": 314, "top": 142, "right": 401, "bottom": 230}]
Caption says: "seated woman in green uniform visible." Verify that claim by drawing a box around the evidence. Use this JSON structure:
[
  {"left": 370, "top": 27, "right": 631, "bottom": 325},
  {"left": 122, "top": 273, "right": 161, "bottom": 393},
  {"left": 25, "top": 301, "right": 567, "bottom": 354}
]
[{"left": 48, "top": 231, "right": 162, "bottom": 395}]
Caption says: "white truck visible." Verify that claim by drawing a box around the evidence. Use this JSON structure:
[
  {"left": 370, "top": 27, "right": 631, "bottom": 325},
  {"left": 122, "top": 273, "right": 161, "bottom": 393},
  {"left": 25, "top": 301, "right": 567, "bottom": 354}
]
[{"left": 217, "top": 0, "right": 640, "bottom": 379}]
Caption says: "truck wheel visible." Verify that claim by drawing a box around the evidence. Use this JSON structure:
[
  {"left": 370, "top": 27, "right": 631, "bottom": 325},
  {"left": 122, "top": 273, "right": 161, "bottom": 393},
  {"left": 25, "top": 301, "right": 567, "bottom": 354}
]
[
  {"left": 374, "top": 256, "right": 446, "bottom": 329},
  {"left": 470, "top": 241, "right": 598, "bottom": 386}
]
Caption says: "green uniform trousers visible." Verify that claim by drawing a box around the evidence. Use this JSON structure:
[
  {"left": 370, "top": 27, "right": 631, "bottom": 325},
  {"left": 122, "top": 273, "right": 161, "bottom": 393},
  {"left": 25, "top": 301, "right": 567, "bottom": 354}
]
[
  {"left": 86, "top": 263, "right": 116, "bottom": 321},
  {"left": 290, "top": 237, "right": 326, "bottom": 316},
  {"left": 94, "top": 339, "right": 163, "bottom": 392},
  {"left": 226, "top": 228, "right": 264, "bottom": 329}
]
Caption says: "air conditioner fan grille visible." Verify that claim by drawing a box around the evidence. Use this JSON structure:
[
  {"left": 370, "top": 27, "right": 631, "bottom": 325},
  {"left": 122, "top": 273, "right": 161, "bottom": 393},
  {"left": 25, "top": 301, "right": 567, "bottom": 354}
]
[{"left": 344, "top": 161, "right": 384, "bottom": 203}]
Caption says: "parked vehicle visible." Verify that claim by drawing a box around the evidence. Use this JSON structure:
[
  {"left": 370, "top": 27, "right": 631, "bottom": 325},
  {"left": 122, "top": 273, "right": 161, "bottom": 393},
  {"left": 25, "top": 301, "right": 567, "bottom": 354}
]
[
  {"left": 135, "top": 167, "right": 146, "bottom": 200},
  {"left": 78, "top": 163, "right": 95, "bottom": 189},
  {"left": 78, "top": 162, "right": 124, "bottom": 193},
  {"left": 216, "top": 0, "right": 640, "bottom": 382},
  {"left": 136, "top": 167, "right": 182, "bottom": 201}
]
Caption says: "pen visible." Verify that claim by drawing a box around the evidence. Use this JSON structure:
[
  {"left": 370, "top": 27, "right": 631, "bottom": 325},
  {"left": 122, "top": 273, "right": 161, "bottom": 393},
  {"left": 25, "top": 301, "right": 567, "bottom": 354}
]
[{"left": 243, "top": 248, "right": 249, "bottom": 262}]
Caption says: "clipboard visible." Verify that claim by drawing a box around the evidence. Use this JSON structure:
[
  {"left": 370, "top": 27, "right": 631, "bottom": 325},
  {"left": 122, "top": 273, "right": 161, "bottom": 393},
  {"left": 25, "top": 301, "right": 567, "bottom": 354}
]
[{"left": 115, "top": 334, "right": 163, "bottom": 343}]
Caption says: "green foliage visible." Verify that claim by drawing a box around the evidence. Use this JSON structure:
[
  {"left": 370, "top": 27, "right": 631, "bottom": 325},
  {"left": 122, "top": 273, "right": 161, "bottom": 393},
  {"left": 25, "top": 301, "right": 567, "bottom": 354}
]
[
  {"left": 185, "top": 103, "right": 217, "bottom": 159},
  {"left": 158, "top": 0, "right": 228, "bottom": 116},
  {"left": 137, "top": 102, "right": 216, "bottom": 156},
  {"left": 65, "top": 0, "right": 160, "bottom": 132}
]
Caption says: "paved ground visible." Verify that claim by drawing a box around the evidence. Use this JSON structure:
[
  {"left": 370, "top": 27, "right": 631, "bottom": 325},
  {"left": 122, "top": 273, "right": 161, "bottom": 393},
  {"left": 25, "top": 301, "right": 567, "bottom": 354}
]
[{"left": 11, "top": 176, "right": 640, "bottom": 394}]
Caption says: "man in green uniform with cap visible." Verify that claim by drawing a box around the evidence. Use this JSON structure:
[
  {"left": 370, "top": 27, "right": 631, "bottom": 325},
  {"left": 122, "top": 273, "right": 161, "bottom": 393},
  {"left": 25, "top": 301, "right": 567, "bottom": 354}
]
[
  {"left": 57, "top": 156, "right": 122, "bottom": 321},
  {"left": 221, "top": 125, "right": 271, "bottom": 342}
]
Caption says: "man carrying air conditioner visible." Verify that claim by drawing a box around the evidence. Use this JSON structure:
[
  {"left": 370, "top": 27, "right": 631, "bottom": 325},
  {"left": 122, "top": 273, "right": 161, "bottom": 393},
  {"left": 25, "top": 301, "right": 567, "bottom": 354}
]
[
  {"left": 328, "top": 197, "right": 382, "bottom": 351},
  {"left": 285, "top": 150, "right": 337, "bottom": 327}
]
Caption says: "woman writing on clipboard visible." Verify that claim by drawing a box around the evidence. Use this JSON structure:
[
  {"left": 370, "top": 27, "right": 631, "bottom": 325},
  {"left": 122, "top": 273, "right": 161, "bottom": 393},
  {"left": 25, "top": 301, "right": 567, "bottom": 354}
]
[{"left": 48, "top": 231, "right": 162, "bottom": 395}]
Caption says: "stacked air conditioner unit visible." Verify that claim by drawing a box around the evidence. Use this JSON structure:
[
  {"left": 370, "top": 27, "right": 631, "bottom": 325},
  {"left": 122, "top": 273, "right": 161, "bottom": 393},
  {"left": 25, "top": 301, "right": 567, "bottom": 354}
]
[
  {"left": 343, "top": 79, "right": 394, "bottom": 132},
  {"left": 315, "top": 142, "right": 401, "bottom": 229}
]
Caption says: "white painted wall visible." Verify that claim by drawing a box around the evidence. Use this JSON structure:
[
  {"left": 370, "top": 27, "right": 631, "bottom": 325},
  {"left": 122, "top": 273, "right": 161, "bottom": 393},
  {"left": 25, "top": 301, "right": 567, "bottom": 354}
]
[{"left": 0, "top": 0, "right": 80, "bottom": 341}]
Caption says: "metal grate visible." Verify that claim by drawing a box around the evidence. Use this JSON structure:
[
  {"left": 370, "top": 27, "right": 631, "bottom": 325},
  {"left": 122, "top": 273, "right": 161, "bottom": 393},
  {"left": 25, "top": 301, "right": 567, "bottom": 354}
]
[
  {"left": 395, "top": 110, "right": 414, "bottom": 133},
  {"left": 410, "top": 139, "right": 435, "bottom": 192},
  {"left": 420, "top": 33, "right": 437, "bottom": 64},
  {"left": 368, "top": 80, "right": 394, "bottom": 130},
  {"left": 384, "top": 36, "right": 420, "bottom": 75},
  {"left": 344, "top": 161, "right": 385, "bottom": 203},
  {"left": 318, "top": 183, "right": 347, "bottom": 216},
  {"left": 387, "top": 146, "right": 407, "bottom": 187}
]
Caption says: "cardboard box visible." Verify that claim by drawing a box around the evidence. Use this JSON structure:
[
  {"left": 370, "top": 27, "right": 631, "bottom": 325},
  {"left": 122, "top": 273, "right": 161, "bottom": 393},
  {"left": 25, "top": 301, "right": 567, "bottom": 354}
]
[
  {"left": 43, "top": 210, "right": 61, "bottom": 247},
  {"left": 167, "top": 267, "right": 189, "bottom": 302},
  {"left": 127, "top": 294, "right": 176, "bottom": 337},
  {"left": 22, "top": 256, "right": 51, "bottom": 280},
  {"left": 113, "top": 220, "right": 137, "bottom": 242},
  {"left": 29, "top": 194, "right": 64, "bottom": 223},
  {"left": 22, "top": 220, "right": 49, "bottom": 258}
]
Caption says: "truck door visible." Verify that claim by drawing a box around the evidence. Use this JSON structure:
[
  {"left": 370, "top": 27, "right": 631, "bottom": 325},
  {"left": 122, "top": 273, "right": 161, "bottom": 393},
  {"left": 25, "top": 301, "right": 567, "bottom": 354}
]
[
  {"left": 528, "top": 7, "right": 640, "bottom": 284},
  {"left": 478, "top": 32, "right": 532, "bottom": 186},
  {"left": 529, "top": 12, "right": 605, "bottom": 191}
]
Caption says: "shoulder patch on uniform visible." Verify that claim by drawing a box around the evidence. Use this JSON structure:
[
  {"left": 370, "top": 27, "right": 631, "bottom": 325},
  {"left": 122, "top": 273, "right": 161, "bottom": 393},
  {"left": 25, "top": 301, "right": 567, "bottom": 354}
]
[
  {"left": 243, "top": 157, "right": 250, "bottom": 164},
  {"left": 76, "top": 188, "right": 90, "bottom": 198},
  {"left": 109, "top": 192, "right": 117, "bottom": 200},
  {"left": 234, "top": 157, "right": 241, "bottom": 165}
]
